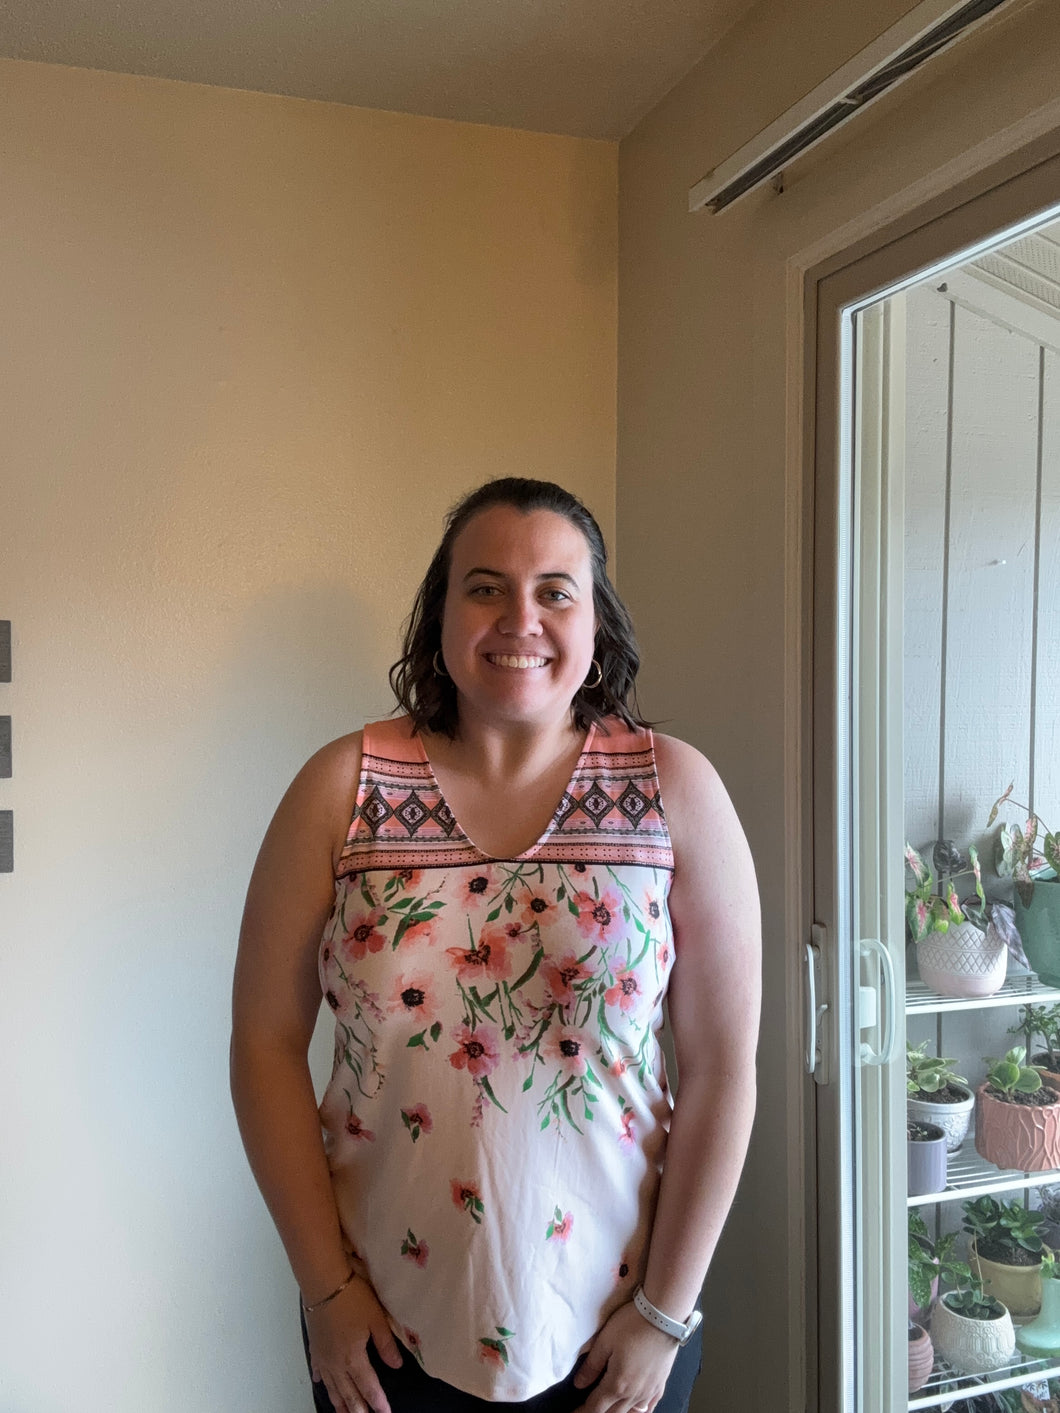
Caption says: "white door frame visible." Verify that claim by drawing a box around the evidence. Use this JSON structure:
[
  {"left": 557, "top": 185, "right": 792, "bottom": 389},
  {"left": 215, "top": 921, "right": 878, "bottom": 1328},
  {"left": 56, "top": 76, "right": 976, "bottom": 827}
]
[{"left": 786, "top": 125, "right": 1060, "bottom": 1413}]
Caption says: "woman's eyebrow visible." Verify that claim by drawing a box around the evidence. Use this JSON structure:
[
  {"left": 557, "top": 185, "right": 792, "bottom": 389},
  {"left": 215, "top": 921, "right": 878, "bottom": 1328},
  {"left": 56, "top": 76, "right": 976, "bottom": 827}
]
[{"left": 462, "top": 567, "right": 579, "bottom": 585}]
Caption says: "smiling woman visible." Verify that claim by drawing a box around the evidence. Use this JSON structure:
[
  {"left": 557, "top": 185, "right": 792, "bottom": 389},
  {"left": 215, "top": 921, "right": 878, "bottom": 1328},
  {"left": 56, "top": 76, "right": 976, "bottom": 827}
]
[{"left": 231, "top": 477, "right": 761, "bottom": 1413}]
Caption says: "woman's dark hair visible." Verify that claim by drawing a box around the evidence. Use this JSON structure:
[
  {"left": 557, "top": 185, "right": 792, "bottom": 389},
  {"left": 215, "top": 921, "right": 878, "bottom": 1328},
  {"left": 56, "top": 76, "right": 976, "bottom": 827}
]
[{"left": 389, "top": 477, "right": 648, "bottom": 738}]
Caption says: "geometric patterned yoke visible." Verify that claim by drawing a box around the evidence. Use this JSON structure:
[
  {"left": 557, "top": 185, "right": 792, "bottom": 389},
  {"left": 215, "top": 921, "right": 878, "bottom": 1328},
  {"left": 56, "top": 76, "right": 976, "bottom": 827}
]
[{"left": 318, "top": 716, "right": 677, "bottom": 1399}]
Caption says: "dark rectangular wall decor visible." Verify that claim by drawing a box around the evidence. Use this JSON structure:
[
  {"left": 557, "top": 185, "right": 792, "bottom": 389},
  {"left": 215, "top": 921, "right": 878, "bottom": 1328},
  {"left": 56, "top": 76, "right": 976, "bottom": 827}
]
[
  {"left": 0, "top": 811, "right": 11, "bottom": 872},
  {"left": 0, "top": 716, "right": 9, "bottom": 777},
  {"left": 0, "top": 621, "right": 9, "bottom": 682}
]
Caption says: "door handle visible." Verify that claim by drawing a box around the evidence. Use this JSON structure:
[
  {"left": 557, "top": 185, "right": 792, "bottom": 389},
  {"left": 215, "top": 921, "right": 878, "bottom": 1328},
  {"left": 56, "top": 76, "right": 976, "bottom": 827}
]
[
  {"left": 858, "top": 936, "right": 896, "bottom": 1066},
  {"left": 805, "top": 934, "right": 828, "bottom": 1078}
]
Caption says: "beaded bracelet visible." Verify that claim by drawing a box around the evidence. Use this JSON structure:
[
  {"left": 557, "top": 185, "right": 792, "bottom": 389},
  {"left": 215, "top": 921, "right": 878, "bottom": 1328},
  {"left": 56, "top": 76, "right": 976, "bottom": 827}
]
[{"left": 301, "top": 1269, "right": 357, "bottom": 1314}]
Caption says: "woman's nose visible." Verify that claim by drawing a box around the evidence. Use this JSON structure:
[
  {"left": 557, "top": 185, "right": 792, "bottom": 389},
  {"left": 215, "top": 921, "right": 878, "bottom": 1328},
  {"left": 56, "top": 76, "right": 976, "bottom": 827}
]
[{"left": 498, "top": 592, "right": 543, "bottom": 636}]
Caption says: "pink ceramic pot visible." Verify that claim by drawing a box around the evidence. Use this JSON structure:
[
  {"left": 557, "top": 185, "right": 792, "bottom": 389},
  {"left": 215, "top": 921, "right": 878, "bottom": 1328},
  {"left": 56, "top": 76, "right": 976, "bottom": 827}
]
[
  {"left": 976, "top": 1082, "right": 1060, "bottom": 1173},
  {"left": 908, "top": 1322, "right": 934, "bottom": 1394}
]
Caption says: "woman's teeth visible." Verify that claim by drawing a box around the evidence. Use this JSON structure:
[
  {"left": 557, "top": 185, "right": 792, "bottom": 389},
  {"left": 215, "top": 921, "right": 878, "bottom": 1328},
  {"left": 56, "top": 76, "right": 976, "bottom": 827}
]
[{"left": 488, "top": 654, "right": 548, "bottom": 669}]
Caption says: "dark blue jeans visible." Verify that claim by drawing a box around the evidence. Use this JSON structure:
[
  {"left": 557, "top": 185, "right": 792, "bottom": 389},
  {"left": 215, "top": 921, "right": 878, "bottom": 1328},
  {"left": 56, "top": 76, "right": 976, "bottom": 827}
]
[{"left": 301, "top": 1308, "right": 702, "bottom": 1413}]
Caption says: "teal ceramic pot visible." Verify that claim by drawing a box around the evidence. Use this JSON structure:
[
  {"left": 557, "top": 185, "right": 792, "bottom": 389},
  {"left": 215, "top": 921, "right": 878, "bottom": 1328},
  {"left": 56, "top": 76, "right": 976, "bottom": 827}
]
[
  {"left": 1017, "top": 1278, "right": 1060, "bottom": 1358},
  {"left": 1016, "top": 880, "right": 1060, "bottom": 987}
]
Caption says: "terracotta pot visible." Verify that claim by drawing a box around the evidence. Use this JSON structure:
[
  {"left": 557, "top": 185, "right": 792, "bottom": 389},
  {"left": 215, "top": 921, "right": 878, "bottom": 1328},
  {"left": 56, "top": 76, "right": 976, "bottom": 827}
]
[
  {"left": 908, "top": 1084, "right": 975, "bottom": 1152},
  {"left": 931, "top": 1294, "right": 1015, "bottom": 1374},
  {"left": 975, "top": 1082, "right": 1060, "bottom": 1173},
  {"left": 917, "top": 919, "right": 1007, "bottom": 998},
  {"left": 908, "top": 1322, "right": 934, "bottom": 1394},
  {"left": 970, "top": 1236, "right": 1043, "bottom": 1320}
]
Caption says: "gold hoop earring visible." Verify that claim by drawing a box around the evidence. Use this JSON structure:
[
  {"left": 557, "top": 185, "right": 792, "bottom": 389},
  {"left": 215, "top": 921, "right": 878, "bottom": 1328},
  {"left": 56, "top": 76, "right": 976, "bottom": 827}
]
[
  {"left": 433, "top": 650, "right": 449, "bottom": 678},
  {"left": 584, "top": 659, "right": 602, "bottom": 690}
]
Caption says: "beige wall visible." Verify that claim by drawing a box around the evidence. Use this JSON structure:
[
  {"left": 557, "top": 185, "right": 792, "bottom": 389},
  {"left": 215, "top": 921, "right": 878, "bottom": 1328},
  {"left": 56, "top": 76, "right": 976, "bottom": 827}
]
[
  {"left": 0, "top": 60, "right": 616, "bottom": 1413},
  {"left": 617, "top": 0, "right": 1060, "bottom": 1405}
]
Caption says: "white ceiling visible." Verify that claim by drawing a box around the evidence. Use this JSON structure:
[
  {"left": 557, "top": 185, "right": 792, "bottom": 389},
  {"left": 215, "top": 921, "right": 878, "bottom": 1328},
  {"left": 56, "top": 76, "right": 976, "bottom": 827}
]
[{"left": 0, "top": 0, "right": 756, "bottom": 140}]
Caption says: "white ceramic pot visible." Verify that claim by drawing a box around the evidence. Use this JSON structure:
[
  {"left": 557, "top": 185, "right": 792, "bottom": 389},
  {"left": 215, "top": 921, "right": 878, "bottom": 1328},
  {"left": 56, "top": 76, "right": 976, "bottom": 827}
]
[
  {"left": 917, "top": 920, "right": 1007, "bottom": 999},
  {"left": 931, "top": 1294, "right": 1015, "bottom": 1374},
  {"left": 908, "top": 1085, "right": 975, "bottom": 1152}
]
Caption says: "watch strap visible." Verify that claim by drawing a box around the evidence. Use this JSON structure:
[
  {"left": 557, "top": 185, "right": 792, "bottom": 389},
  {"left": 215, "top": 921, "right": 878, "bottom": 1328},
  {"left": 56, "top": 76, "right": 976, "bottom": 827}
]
[{"left": 632, "top": 1286, "right": 703, "bottom": 1345}]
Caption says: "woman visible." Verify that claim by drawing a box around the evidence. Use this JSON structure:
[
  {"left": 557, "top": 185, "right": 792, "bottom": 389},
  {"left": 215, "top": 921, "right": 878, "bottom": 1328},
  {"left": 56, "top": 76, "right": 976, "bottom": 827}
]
[{"left": 231, "top": 478, "right": 760, "bottom": 1413}]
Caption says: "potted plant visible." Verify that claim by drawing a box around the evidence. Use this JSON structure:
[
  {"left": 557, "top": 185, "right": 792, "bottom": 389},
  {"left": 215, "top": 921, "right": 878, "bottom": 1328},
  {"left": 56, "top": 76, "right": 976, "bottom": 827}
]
[
  {"left": 1010, "top": 1005, "right": 1060, "bottom": 1087},
  {"left": 907, "top": 839, "right": 1009, "bottom": 998},
  {"left": 908, "top": 1318, "right": 934, "bottom": 1395},
  {"left": 1018, "top": 1252, "right": 1060, "bottom": 1358},
  {"left": 976, "top": 1048, "right": 1060, "bottom": 1174},
  {"left": 962, "top": 1194, "right": 1048, "bottom": 1320},
  {"left": 931, "top": 1264, "right": 1016, "bottom": 1374},
  {"left": 989, "top": 784, "right": 1060, "bottom": 986},
  {"left": 909, "top": 1119, "right": 948, "bottom": 1196},
  {"left": 910, "top": 1209, "right": 961, "bottom": 1322},
  {"left": 908, "top": 1040, "right": 975, "bottom": 1151}
]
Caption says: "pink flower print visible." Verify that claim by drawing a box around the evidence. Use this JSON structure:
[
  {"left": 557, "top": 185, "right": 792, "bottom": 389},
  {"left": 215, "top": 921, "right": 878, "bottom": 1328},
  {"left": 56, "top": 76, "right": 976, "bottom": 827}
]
[
  {"left": 388, "top": 970, "right": 439, "bottom": 1023},
  {"left": 342, "top": 908, "right": 387, "bottom": 961},
  {"left": 325, "top": 989, "right": 341, "bottom": 1013},
  {"left": 451, "top": 1179, "right": 486, "bottom": 1224},
  {"left": 446, "top": 927, "right": 512, "bottom": 983},
  {"left": 399, "top": 915, "right": 435, "bottom": 948},
  {"left": 464, "top": 873, "right": 493, "bottom": 903},
  {"left": 543, "top": 1024, "right": 591, "bottom": 1076},
  {"left": 400, "top": 1104, "right": 433, "bottom": 1141},
  {"left": 392, "top": 868, "right": 422, "bottom": 890},
  {"left": 345, "top": 1113, "right": 376, "bottom": 1142},
  {"left": 605, "top": 969, "right": 642, "bottom": 1014},
  {"left": 618, "top": 1102, "right": 636, "bottom": 1151},
  {"left": 644, "top": 892, "right": 662, "bottom": 922},
  {"left": 656, "top": 939, "right": 672, "bottom": 970},
  {"left": 546, "top": 1206, "right": 573, "bottom": 1242},
  {"left": 574, "top": 888, "right": 622, "bottom": 943},
  {"left": 542, "top": 952, "right": 593, "bottom": 1006},
  {"left": 608, "top": 1056, "right": 627, "bottom": 1077},
  {"left": 478, "top": 1328, "right": 514, "bottom": 1368},
  {"left": 449, "top": 1024, "right": 501, "bottom": 1079},
  {"left": 400, "top": 1229, "right": 429, "bottom": 1267},
  {"left": 521, "top": 893, "right": 557, "bottom": 929}
]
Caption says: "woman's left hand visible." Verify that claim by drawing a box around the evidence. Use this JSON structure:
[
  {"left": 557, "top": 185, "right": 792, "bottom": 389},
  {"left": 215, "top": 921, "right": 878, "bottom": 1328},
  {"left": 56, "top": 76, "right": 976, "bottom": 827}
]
[{"left": 571, "top": 1301, "right": 682, "bottom": 1413}]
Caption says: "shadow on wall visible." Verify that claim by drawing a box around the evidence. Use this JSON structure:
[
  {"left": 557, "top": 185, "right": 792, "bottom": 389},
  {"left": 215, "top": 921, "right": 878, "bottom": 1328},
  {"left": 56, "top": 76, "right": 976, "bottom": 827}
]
[{"left": 72, "top": 579, "right": 399, "bottom": 1407}]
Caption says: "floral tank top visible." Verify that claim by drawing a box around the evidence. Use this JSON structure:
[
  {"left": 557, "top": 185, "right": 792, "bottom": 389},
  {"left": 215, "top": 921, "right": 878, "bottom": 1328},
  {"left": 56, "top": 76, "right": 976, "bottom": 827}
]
[{"left": 317, "top": 716, "right": 675, "bottom": 1400}]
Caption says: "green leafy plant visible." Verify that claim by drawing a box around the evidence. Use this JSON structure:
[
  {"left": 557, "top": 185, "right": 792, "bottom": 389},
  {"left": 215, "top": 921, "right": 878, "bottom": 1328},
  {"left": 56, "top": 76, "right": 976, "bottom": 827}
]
[
  {"left": 905, "top": 840, "right": 988, "bottom": 941},
  {"left": 1009, "top": 1004, "right": 1060, "bottom": 1073},
  {"left": 907, "top": 1040, "right": 967, "bottom": 1097},
  {"left": 989, "top": 784, "right": 1060, "bottom": 906},
  {"left": 909, "top": 1209, "right": 960, "bottom": 1309},
  {"left": 1042, "top": 1252, "right": 1060, "bottom": 1282},
  {"left": 985, "top": 1047, "right": 1044, "bottom": 1099},
  {"left": 940, "top": 1269, "right": 1006, "bottom": 1321},
  {"left": 961, "top": 1195, "right": 1046, "bottom": 1262}
]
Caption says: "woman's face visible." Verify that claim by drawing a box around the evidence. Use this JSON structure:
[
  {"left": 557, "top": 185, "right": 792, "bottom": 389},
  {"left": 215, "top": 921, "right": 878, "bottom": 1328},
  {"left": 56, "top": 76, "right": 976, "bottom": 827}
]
[{"left": 440, "top": 504, "right": 597, "bottom": 731}]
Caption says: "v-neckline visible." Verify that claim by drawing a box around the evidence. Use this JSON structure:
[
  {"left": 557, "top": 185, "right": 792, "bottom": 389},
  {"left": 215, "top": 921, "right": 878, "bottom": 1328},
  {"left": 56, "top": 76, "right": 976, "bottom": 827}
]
[{"left": 414, "top": 723, "right": 597, "bottom": 862}]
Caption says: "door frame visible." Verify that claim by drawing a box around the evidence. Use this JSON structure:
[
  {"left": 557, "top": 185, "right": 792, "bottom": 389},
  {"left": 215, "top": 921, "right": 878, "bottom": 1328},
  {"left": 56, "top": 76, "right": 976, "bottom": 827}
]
[{"left": 788, "top": 127, "right": 1060, "bottom": 1413}]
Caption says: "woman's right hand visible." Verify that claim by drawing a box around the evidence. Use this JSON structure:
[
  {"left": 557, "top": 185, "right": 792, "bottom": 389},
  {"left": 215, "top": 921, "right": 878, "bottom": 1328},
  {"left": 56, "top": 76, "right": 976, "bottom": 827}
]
[{"left": 304, "top": 1275, "right": 404, "bottom": 1413}]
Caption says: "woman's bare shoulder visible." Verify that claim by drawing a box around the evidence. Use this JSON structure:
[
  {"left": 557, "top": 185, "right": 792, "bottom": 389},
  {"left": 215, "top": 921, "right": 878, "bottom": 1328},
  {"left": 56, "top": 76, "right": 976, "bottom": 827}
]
[{"left": 270, "top": 731, "right": 365, "bottom": 861}]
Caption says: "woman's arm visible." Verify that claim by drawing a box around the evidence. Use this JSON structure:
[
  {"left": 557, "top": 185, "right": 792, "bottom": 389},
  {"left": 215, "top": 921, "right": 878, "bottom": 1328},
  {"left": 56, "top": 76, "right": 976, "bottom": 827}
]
[
  {"left": 230, "top": 733, "right": 402, "bottom": 1413},
  {"left": 574, "top": 734, "right": 761, "bottom": 1412}
]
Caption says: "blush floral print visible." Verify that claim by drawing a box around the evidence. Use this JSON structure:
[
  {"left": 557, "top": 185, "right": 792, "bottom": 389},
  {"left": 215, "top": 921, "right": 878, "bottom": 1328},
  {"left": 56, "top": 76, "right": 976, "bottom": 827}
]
[{"left": 316, "top": 718, "right": 676, "bottom": 1398}]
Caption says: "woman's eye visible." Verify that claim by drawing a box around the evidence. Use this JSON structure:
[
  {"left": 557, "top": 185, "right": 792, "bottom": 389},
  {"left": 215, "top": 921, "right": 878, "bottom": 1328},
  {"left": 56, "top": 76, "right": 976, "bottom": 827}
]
[
  {"left": 470, "top": 584, "right": 500, "bottom": 597},
  {"left": 543, "top": 589, "right": 571, "bottom": 603}
]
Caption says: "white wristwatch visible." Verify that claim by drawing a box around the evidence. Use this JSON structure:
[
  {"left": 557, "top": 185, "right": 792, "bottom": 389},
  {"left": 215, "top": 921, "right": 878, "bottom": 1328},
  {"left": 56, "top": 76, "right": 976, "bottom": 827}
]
[{"left": 632, "top": 1286, "right": 703, "bottom": 1346}]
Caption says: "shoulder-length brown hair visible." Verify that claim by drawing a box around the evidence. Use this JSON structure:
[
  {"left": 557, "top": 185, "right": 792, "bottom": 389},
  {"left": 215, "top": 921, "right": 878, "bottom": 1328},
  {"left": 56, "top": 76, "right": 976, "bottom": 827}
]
[{"left": 389, "top": 478, "right": 649, "bottom": 738}]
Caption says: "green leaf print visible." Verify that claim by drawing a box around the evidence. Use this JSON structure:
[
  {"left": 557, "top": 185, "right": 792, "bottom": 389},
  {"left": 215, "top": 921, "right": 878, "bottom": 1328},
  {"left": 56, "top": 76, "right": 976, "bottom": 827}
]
[{"left": 430, "top": 1020, "right": 442, "bottom": 1041}]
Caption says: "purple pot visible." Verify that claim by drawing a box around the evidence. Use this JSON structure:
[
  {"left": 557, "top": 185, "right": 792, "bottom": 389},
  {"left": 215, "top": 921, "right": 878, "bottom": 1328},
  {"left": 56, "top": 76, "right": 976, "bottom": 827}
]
[{"left": 909, "top": 1121, "right": 948, "bottom": 1197}]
